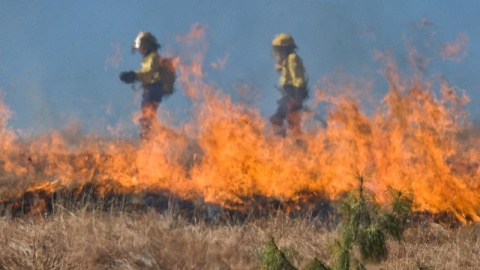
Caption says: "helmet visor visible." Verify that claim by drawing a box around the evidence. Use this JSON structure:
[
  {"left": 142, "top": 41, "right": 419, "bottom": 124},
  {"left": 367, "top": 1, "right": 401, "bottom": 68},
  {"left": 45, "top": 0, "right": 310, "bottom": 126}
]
[{"left": 131, "top": 32, "right": 145, "bottom": 53}]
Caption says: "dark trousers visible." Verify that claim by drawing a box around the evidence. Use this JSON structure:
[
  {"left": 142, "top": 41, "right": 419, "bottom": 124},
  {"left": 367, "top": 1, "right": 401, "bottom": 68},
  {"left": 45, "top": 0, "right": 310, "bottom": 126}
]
[
  {"left": 140, "top": 82, "right": 166, "bottom": 140},
  {"left": 269, "top": 88, "right": 305, "bottom": 136}
]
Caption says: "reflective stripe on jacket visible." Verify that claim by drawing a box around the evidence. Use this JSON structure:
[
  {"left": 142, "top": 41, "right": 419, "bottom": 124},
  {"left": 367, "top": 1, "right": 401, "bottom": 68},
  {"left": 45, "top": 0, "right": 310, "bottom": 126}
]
[
  {"left": 135, "top": 51, "right": 161, "bottom": 85},
  {"left": 279, "top": 52, "right": 306, "bottom": 89}
]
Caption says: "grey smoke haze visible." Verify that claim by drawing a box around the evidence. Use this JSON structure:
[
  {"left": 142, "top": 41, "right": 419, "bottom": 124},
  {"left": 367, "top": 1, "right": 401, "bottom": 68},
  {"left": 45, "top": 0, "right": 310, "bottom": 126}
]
[{"left": 0, "top": 0, "right": 479, "bottom": 135}]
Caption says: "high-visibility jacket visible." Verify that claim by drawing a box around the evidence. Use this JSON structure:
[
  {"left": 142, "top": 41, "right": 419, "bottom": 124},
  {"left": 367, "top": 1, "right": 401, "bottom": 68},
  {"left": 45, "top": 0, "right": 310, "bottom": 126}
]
[
  {"left": 135, "top": 51, "right": 162, "bottom": 86},
  {"left": 279, "top": 52, "right": 306, "bottom": 89}
]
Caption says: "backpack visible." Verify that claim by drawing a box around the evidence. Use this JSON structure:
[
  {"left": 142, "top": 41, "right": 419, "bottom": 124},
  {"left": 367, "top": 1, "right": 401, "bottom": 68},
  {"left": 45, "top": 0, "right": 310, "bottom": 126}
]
[{"left": 158, "top": 57, "right": 176, "bottom": 94}]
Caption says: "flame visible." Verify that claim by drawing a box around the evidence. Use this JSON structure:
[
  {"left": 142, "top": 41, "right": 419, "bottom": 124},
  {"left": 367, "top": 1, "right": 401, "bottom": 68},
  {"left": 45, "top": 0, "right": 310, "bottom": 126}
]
[{"left": 0, "top": 26, "right": 479, "bottom": 223}]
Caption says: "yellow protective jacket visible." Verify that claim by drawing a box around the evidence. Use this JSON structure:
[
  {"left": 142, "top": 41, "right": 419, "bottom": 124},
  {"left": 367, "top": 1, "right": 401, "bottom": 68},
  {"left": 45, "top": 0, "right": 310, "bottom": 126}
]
[
  {"left": 135, "top": 51, "right": 162, "bottom": 86},
  {"left": 279, "top": 52, "right": 306, "bottom": 89}
]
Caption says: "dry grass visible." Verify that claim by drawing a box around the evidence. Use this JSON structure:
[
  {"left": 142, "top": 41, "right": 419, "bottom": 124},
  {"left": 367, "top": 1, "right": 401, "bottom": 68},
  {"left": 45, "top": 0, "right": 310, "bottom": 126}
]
[{"left": 0, "top": 206, "right": 478, "bottom": 270}]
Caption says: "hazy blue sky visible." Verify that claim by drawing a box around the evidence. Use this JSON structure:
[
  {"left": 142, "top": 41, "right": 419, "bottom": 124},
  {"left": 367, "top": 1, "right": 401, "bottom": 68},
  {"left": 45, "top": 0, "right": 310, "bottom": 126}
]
[{"left": 1, "top": 1, "right": 479, "bottom": 135}]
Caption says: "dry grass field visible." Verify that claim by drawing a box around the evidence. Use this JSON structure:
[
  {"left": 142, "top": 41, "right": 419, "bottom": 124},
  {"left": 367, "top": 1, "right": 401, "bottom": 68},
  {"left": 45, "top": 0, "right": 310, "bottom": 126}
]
[
  {"left": 0, "top": 204, "right": 479, "bottom": 270},
  {"left": 1, "top": 79, "right": 479, "bottom": 269}
]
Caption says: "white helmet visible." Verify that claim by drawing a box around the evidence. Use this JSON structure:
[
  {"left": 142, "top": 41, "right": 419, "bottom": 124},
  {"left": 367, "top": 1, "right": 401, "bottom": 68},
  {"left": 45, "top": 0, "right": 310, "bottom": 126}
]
[{"left": 132, "top": 31, "right": 160, "bottom": 53}]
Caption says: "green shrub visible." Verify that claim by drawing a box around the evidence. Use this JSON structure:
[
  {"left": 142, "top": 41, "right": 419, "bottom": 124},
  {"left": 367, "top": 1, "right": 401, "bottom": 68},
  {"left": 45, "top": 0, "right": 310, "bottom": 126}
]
[
  {"left": 260, "top": 168, "right": 413, "bottom": 270},
  {"left": 260, "top": 237, "right": 296, "bottom": 270},
  {"left": 332, "top": 169, "right": 412, "bottom": 269}
]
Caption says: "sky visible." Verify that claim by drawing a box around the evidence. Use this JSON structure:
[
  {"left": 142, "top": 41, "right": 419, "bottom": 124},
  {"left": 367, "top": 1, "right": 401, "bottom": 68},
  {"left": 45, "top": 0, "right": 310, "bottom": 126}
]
[{"left": 1, "top": 0, "right": 479, "bottom": 136}]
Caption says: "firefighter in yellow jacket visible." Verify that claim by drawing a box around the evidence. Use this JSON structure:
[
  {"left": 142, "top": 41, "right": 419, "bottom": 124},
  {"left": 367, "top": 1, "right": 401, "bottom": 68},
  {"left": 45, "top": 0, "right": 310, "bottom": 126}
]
[
  {"left": 119, "top": 31, "right": 173, "bottom": 140},
  {"left": 269, "top": 33, "right": 308, "bottom": 137}
]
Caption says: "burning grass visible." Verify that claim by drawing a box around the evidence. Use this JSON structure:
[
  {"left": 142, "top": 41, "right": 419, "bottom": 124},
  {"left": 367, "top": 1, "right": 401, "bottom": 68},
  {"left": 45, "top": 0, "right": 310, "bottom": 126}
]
[
  {"left": 1, "top": 25, "right": 480, "bottom": 268},
  {"left": 1, "top": 25, "right": 480, "bottom": 223}
]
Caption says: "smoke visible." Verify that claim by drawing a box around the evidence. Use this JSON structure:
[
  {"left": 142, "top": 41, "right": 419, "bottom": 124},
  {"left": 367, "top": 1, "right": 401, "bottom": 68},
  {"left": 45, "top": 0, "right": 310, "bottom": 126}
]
[
  {"left": 441, "top": 32, "right": 468, "bottom": 61},
  {"left": 104, "top": 43, "right": 122, "bottom": 70},
  {"left": 0, "top": 92, "right": 13, "bottom": 130},
  {"left": 210, "top": 53, "right": 229, "bottom": 70}
]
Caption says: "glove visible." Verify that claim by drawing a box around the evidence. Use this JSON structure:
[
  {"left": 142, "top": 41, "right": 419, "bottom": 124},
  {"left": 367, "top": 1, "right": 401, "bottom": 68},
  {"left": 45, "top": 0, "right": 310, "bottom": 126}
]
[{"left": 119, "top": 71, "right": 136, "bottom": 84}]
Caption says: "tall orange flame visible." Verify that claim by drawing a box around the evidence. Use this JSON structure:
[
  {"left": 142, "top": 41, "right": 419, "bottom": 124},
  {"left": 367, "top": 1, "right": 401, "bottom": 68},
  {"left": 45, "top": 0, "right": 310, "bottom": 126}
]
[{"left": 0, "top": 26, "right": 478, "bottom": 223}]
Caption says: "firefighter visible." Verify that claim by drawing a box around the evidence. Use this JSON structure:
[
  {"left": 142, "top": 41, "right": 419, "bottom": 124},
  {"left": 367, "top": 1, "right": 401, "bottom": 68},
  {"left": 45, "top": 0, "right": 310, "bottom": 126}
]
[
  {"left": 119, "top": 31, "right": 173, "bottom": 140},
  {"left": 269, "top": 33, "right": 308, "bottom": 137}
]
